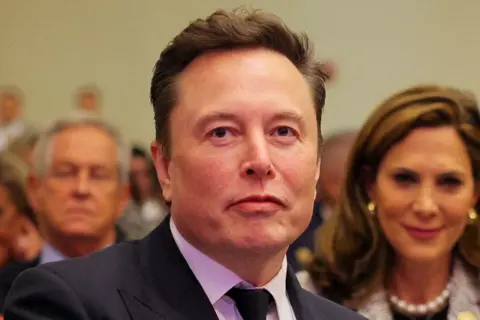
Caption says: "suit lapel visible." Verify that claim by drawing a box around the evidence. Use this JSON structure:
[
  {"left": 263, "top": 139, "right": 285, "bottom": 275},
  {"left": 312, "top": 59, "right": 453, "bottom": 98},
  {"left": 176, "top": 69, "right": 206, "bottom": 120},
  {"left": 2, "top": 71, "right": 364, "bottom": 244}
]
[
  {"left": 123, "top": 217, "right": 218, "bottom": 320},
  {"left": 118, "top": 289, "right": 168, "bottom": 320},
  {"left": 286, "top": 266, "right": 314, "bottom": 320}
]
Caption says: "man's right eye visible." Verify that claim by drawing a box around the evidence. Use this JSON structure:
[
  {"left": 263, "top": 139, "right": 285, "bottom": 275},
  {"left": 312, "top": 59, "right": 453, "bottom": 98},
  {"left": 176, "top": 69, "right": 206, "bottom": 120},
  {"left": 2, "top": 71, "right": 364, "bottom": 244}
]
[
  {"left": 53, "top": 168, "right": 74, "bottom": 177},
  {"left": 208, "top": 127, "right": 230, "bottom": 138}
]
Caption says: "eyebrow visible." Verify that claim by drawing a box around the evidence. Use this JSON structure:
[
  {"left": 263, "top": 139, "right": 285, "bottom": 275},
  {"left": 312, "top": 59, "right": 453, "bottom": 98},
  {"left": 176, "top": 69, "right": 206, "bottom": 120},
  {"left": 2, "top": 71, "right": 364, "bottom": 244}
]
[
  {"left": 391, "top": 167, "right": 467, "bottom": 177},
  {"left": 196, "top": 110, "right": 305, "bottom": 131},
  {"left": 196, "top": 112, "right": 238, "bottom": 130},
  {"left": 270, "top": 111, "right": 304, "bottom": 124}
]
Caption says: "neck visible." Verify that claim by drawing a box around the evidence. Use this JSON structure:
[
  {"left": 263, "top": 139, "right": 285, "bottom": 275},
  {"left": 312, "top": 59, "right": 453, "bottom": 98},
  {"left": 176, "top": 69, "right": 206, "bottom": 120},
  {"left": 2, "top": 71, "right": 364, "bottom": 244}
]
[
  {"left": 218, "top": 249, "right": 286, "bottom": 286},
  {"left": 22, "top": 238, "right": 44, "bottom": 261},
  {"left": 45, "top": 229, "right": 116, "bottom": 258},
  {"left": 389, "top": 254, "right": 451, "bottom": 304},
  {"left": 188, "top": 234, "right": 286, "bottom": 286}
]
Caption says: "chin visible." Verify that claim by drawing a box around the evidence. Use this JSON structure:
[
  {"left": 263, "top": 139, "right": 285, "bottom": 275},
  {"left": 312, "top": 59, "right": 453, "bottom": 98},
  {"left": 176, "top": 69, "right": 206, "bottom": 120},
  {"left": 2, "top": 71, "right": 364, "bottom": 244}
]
[
  {"left": 60, "top": 226, "right": 99, "bottom": 238},
  {"left": 398, "top": 248, "right": 451, "bottom": 263},
  {"left": 232, "top": 232, "right": 290, "bottom": 252}
]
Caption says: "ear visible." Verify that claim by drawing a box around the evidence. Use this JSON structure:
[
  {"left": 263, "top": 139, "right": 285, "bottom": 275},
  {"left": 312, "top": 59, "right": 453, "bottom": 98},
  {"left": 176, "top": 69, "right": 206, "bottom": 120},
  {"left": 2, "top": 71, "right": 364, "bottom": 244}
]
[
  {"left": 151, "top": 141, "right": 172, "bottom": 203},
  {"left": 363, "top": 165, "right": 376, "bottom": 202},
  {"left": 26, "top": 172, "right": 42, "bottom": 213},
  {"left": 314, "top": 157, "right": 321, "bottom": 199}
]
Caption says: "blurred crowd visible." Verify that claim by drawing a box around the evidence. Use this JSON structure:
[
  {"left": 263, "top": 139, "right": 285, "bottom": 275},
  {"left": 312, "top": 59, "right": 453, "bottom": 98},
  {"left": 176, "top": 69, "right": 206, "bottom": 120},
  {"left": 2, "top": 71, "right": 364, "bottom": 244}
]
[{"left": 0, "top": 86, "right": 168, "bottom": 309}]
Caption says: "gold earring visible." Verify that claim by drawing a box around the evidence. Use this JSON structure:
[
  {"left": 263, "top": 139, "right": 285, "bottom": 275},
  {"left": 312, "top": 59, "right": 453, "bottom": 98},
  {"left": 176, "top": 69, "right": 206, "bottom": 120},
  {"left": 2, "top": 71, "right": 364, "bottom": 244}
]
[
  {"left": 469, "top": 209, "right": 477, "bottom": 222},
  {"left": 367, "top": 202, "right": 376, "bottom": 214}
]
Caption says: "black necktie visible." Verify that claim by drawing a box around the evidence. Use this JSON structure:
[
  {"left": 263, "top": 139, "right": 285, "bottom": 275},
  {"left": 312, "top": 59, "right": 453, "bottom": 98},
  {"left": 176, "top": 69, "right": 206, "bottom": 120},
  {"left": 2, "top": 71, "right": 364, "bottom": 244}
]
[{"left": 227, "top": 287, "right": 274, "bottom": 320}]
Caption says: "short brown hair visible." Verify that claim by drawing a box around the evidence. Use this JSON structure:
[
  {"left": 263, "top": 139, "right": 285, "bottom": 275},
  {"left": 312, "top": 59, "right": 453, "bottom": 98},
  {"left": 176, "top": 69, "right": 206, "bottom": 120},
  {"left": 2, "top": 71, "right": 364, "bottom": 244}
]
[
  {"left": 150, "top": 8, "right": 329, "bottom": 157},
  {"left": 308, "top": 85, "right": 480, "bottom": 306}
]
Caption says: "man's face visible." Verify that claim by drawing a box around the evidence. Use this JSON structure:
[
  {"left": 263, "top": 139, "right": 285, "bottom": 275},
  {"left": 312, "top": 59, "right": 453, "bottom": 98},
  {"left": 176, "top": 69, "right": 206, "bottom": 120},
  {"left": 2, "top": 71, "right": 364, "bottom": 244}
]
[
  {"left": 317, "top": 143, "right": 353, "bottom": 208},
  {"left": 130, "top": 156, "right": 153, "bottom": 200},
  {"left": 78, "top": 93, "right": 99, "bottom": 112},
  {"left": 29, "top": 125, "right": 129, "bottom": 240},
  {"left": 0, "top": 93, "right": 20, "bottom": 124},
  {"left": 153, "top": 48, "right": 320, "bottom": 257}
]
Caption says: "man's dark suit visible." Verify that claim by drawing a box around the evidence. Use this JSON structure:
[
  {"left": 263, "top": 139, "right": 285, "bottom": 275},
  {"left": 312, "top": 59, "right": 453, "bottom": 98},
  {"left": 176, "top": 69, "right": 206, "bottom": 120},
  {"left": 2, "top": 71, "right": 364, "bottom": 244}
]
[
  {"left": 3, "top": 218, "right": 365, "bottom": 320},
  {"left": 0, "top": 225, "right": 127, "bottom": 312}
]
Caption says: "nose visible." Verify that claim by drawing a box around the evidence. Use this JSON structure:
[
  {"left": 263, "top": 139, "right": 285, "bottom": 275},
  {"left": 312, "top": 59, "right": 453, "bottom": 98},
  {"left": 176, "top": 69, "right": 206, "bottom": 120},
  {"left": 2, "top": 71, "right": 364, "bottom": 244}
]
[
  {"left": 240, "top": 134, "right": 275, "bottom": 180},
  {"left": 73, "top": 170, "right": 91, "bottom": 198},
  {"left": 412, "top": 185, "right": 439, "bottom": 218}
]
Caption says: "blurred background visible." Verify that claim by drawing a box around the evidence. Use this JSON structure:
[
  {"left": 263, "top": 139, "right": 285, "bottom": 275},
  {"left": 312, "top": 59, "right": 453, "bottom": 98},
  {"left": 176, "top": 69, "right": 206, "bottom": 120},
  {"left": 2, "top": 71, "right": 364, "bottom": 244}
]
[{"left": 2, "top": 0, "right": 479, "bottom": 145}]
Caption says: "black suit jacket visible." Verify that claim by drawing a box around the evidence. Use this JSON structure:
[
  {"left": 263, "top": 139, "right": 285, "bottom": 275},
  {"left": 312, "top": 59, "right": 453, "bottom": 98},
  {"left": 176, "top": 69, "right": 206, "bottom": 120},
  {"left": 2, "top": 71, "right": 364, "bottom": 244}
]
[
  {"left": 0, "top": 225, "right": 127, "bottom": 313},
  {"left": 0, "top": 258, "right": 39, "bottom": 312},
  {"left": 3, "top": 218, "right": 365, "bottom": 320}
]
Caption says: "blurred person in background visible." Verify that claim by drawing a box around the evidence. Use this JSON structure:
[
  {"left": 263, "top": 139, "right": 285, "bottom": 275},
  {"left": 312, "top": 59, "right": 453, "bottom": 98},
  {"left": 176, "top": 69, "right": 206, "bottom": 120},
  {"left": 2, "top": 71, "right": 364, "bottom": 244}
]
[
  {"left": 298, "top": 85, "right": 480, "bottom": 319},
  {"left": 6, "top": 129, "right": 40, "bottom": 170},
  {"left": 117, "top": 145, "right": 168, "bottom": 239},
  {"left": 0, "top": 153, "right": 42, "bottom": 311},
  {"left": 316, "top": 130, "right": 357, "bottom": 218},
  {"left": 74, "top": 84, "right": 102, "bottom": 114},
  {"left": 27, "top": 112, "right": 130, "bottom": 263},
  {"left": 0, "top": 87, "right": 32, "bottom": 151},
  {"left": 287, "top": 130, "right": 357, "bottom": 272},
  {"left": 0, "top": 112, "right": 130, "bottom": 309}
]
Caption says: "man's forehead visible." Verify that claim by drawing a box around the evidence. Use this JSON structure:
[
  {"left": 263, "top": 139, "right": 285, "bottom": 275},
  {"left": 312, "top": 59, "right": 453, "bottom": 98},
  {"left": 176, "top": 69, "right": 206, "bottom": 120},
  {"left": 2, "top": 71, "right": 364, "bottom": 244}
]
[
  {"left": 175, "top": 52, "right": 312, "bottom": 120},
  {"left": 177, "top": 49, "right": 307, "bottom": 95},
  {"left": 50, "top": 128, "right": 117, "bottom": 159},
  {"left": 50, "top": 154, "right": 117, "bottom": 169}
]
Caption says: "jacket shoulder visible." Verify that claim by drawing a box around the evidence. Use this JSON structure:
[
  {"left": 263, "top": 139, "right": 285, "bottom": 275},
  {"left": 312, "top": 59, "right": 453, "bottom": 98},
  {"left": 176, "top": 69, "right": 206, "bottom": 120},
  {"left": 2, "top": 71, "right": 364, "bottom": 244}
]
[
  {"left": 301, "top": 289, "right": 366, "bottom": 319},
  {"left": 41, "top": 241, "right": 137, "bottom": 282}
]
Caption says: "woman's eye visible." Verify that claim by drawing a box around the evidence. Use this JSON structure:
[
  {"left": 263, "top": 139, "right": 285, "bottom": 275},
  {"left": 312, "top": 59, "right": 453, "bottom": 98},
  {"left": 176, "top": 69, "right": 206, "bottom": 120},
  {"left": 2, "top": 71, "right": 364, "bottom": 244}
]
[
  {"left": 393, "top": 173, "right": 416, "bottom": 183},
  {"left": 439, "top": 176, "right": 462, "bottom": 187}
]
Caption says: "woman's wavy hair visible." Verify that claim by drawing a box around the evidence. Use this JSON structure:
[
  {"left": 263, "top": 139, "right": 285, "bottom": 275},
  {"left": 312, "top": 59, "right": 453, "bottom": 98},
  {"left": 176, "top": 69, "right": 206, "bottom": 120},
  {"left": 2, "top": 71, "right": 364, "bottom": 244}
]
[{"left": 307, "top": 85, "right": 480, "bottom": 306}]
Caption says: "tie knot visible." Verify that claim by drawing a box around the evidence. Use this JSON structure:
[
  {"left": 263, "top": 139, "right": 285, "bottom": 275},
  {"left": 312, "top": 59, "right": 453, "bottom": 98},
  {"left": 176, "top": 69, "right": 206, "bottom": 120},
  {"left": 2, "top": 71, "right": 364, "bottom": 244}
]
[{"left": 227, "top": 287, "right": 274, "bottom": 320}]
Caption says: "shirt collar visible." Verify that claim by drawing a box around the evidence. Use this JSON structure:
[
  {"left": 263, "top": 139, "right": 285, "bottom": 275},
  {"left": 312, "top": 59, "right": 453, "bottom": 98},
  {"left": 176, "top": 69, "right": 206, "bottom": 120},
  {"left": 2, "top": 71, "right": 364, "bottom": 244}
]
[
  {"left": 39, "top": 241, "right": 114, "bottom": 265},
  {"left": 40, "top": 242, "right": 67, "bottom": 264},
  {"left": 170, "top": 218, "right": 289, "bottom": 308}
]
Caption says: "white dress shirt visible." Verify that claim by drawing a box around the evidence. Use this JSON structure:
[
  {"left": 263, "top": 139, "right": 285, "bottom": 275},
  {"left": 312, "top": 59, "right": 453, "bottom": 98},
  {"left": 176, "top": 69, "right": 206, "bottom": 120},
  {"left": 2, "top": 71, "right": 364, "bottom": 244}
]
[{"left": 170, "top": 219, "right": 297, "bottom": 320}]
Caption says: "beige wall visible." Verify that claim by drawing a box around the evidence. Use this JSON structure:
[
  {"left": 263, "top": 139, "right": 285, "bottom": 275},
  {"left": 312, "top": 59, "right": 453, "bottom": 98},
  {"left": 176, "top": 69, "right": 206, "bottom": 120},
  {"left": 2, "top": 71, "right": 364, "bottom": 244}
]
[{"left": 1, "top": 0, "right": 479, "bottom": 146}]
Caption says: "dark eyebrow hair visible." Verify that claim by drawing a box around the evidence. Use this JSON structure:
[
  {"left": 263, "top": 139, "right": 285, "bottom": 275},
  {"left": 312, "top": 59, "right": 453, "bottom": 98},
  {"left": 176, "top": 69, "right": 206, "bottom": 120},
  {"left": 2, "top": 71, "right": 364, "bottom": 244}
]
[
  {"left": 196, "top": 111, "right": 239, "bottom": 130},
  {"left": 195, "top": 110, "right": 305, "bottom": 131},
  {"left": 391, "top": 166, "right": 468, "bottom": 178},
  {"left": 270, "top": 111, "right": 304, "bottom": 123}
]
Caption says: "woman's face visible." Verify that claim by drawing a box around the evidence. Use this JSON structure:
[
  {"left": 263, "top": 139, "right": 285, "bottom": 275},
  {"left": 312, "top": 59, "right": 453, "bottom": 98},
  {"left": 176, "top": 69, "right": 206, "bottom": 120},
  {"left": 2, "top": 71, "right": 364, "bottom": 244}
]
[
  {"left": 130, "top": 156, "right": 154, "bottom": 200},
  {"left": 368, "top": 126, "right": 478, "bottom": 263}
]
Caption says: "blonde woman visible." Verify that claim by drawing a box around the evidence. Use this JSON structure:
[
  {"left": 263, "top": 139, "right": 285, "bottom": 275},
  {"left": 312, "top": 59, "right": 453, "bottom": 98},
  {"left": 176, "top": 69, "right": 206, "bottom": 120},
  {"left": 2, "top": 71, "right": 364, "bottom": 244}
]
[{"left": 298, "top": 85, "right": 480, "bottom": 319}]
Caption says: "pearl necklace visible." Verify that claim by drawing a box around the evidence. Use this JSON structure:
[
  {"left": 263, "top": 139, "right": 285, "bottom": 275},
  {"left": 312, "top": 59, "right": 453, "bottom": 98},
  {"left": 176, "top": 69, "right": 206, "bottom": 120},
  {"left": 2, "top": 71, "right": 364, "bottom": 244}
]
[{"left": 389, "top": 282, "right": 452, "bottom": 317}]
